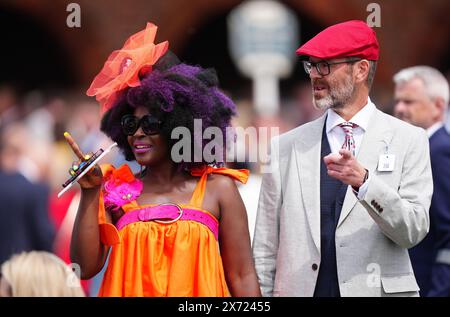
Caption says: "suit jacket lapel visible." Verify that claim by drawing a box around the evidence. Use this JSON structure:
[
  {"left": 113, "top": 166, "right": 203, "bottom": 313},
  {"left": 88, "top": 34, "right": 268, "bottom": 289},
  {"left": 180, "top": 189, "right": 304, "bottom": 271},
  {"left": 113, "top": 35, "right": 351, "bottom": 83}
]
[
  {"left": 294, "top": 114, "right": 327, "bottom": 252},
  {"left": 337, "top": 109, "right": 394, "bottom": 227}
]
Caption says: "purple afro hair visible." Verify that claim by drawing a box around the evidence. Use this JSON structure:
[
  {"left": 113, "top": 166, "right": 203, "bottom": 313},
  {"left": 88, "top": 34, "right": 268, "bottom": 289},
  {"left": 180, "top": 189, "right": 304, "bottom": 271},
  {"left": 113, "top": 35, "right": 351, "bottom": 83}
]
[{"left": 100, "top": 52, "right": 237, "bottom": 171}]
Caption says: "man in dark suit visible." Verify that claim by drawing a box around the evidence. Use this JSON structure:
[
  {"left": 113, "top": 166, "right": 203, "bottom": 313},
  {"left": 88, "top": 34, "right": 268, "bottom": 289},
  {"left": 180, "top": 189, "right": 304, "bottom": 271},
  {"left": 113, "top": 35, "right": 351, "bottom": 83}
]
[
  {"left": 0, "top": 170, "right": 55, "bottom": 264},
  {"left": 0, "top": 124, "right": 55, "bottom": 265},
  {"left": 394, "top": 66, "right": 450, "bottom": 296}
]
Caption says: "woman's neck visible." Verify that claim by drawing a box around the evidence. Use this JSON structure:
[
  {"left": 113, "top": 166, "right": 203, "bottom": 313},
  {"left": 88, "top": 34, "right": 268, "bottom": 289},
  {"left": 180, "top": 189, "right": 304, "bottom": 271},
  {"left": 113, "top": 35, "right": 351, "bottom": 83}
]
[{"left": 141, "top": 160, "right": 183, "bottom": 184}]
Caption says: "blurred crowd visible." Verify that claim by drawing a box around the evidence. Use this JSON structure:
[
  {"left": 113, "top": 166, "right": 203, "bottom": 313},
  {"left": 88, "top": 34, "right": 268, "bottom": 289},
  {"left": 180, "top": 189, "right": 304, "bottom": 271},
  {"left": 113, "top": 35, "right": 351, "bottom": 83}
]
[{"left": 0, "top": 85, "right": 113, "bottom": 296}]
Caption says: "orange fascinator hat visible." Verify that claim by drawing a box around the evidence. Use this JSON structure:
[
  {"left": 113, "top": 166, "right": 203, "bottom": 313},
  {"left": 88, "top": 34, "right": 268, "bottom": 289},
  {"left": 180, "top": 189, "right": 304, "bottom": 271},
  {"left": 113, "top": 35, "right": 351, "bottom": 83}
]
[{"left": 86, "top": 23, "right": 169, "bottom": 114}]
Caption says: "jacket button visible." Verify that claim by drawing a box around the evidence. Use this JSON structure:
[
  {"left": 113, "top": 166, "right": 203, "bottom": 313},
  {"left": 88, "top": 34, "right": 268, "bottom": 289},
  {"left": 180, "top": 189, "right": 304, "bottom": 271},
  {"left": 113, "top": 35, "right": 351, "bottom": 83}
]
[
  {"left": 379, "top": 208, "right": 383, "bottom": 213},
  {"left": 312, "top": 263, "right": 318, "bottom": 271}
]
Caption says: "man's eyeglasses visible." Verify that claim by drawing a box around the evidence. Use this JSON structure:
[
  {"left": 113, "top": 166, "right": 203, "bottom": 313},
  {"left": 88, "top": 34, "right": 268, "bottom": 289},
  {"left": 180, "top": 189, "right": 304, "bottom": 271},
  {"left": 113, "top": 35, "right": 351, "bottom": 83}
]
[
  {"left": 121, "top": 114, "right": 162, "bottom": 136},
  {"left": 303, "top": 59, "right": 361, "bottom": 76}
]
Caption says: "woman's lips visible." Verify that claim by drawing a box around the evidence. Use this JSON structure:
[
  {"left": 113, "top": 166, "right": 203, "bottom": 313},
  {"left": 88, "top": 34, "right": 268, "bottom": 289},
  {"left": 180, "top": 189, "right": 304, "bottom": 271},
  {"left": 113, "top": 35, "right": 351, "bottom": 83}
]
[{"left": 133, "top": 144, "right": 153, "bottom": 154}]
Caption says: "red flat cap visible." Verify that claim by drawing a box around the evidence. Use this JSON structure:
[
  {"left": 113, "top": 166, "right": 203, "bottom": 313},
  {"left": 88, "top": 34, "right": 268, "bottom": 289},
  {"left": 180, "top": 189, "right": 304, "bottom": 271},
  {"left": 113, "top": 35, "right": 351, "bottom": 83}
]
[{"left": 296, "top": 20, "right": 379, "bottom": 60}]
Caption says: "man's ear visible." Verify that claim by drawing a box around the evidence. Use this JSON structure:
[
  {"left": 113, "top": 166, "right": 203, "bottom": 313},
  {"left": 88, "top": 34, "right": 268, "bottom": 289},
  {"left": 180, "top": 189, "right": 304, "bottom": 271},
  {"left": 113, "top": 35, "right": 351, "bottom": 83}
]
[
  {"left": 354, "top": 59, "right": 370, "bottom": 85},
  {"left": 434, "top": 97, "right": 447, "bottom": 120}
]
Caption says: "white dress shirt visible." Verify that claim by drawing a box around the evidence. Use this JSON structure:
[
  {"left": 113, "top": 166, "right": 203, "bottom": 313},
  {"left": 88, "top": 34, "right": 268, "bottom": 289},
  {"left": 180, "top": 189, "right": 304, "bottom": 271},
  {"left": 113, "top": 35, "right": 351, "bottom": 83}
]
[{"left": 325, "top": 98, "right": 376, "bottom": 199}]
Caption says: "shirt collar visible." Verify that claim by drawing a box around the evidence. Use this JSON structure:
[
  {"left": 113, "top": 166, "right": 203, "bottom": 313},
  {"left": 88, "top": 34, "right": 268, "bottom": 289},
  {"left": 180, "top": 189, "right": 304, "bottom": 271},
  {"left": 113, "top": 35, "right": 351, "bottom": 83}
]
[
  {"left": 326, "top": 97, "right": 376, "bottom": 133},
  {"left": 427, "top": 122, "right": 444, "bottom": 138}
]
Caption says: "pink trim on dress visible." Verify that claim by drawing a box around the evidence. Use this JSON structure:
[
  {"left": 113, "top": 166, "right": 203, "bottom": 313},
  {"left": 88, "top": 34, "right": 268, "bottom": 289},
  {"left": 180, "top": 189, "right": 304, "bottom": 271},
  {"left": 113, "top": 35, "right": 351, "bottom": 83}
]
[{"left": 115, "top": 204, "right": 219, "bottom": 240}]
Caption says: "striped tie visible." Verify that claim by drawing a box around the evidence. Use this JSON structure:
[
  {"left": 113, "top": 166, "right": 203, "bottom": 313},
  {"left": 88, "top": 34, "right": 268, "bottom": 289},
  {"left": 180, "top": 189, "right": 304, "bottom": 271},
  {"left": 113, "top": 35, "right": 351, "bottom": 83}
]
[{"left": 339, "top": 122, "right": 357, "bottom": 156}]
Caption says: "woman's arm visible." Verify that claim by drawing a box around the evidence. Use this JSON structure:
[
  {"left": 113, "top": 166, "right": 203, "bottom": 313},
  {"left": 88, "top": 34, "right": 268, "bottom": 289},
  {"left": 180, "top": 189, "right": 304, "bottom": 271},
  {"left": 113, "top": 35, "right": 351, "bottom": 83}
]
[
  {"left": 215, "top": 175, "right": 262, "bottom": 297},
  {"left": 65, "top": 133, "right": 109, "bottom": 279}
]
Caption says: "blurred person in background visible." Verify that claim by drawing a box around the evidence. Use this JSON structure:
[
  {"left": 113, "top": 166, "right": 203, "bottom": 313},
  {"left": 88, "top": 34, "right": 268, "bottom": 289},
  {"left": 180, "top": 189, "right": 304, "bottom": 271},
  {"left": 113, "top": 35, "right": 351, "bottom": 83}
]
[
  {"left": 446, "top": 71, "right": 450, "bottom": 133},
  {"left": 228, "top": 99, "right": 260, "bottom": 244},
  {"left": 49, "top": 97, "right": 108, "bottom": 258},
  {"left": 228, "top": 100, "right": 279, "bottom": 245},
  {"left": 49, "top": 97, "right": 113, "bottom": 296},
  {"left": 0, "top": 123, "right": 55, "bottom": 265},
  {"left": 0, "top": 251, "right": 84, "bottom": 297},
  {"left": 0, "top": 121, "right": 51, "bottom": 183},
  {"left": 394, "top": 66, "right": 450, "bottom": 297},
  {"left": 23, "top": 92, "right": 72, "bottom": 184},
  {"left": 0, "top": 85, "right": 21, "bottom": 127}
]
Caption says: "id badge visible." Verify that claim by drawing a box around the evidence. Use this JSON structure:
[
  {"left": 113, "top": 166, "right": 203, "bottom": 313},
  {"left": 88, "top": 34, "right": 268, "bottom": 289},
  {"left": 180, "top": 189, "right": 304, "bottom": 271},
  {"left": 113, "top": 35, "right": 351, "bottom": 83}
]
[{"left": 377, "top": 154, "right": 395, "bottom": 172}]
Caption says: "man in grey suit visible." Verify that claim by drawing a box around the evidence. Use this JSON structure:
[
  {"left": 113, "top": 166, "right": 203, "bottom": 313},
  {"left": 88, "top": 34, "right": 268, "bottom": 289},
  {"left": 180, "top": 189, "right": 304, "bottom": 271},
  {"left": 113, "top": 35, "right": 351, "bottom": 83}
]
[{"left": 252, "top": 20, "right": 433, "bottom": 297}]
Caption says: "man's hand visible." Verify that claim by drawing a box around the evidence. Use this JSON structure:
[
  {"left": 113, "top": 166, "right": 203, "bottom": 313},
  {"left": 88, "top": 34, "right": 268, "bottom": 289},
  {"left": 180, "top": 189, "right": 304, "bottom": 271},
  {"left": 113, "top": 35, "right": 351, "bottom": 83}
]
[{"left": 324, "top": 149, "right": 367, "bottom": 188}]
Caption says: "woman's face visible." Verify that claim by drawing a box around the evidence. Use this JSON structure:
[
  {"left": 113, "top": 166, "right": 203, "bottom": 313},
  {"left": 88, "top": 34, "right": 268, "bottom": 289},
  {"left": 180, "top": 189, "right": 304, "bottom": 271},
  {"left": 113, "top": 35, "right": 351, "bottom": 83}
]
[{"left": 126, "top": 106, "right": 169, "bottom": 167}]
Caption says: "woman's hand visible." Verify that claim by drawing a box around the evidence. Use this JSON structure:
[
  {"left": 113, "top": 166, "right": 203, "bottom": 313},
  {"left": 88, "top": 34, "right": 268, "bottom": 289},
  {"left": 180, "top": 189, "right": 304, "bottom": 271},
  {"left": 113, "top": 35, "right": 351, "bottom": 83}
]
[{"left": 64, "top": 132, "right": 103, "bottom": 189}]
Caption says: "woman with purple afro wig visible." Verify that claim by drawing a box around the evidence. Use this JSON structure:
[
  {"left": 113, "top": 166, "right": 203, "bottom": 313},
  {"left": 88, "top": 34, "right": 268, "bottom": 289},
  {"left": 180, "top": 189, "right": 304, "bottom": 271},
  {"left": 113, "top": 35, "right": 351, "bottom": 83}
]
[
  {"left": 68, "top": 23, "right": 261, "bottom": 297},
  {"left": 100, "top": 51, "right": 236, "bottom": 171}
]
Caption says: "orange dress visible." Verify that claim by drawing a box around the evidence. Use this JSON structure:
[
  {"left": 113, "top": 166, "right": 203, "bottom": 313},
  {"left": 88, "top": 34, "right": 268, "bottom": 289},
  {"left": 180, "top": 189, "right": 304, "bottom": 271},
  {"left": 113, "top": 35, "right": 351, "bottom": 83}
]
[{"left": 96, "top": 164, "right": 249, "bottom": 297}]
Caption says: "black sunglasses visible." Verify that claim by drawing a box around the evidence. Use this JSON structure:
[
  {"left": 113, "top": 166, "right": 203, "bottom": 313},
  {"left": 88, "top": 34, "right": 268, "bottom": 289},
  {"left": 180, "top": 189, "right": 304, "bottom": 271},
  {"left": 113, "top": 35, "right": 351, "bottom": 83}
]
[{"left": 121, "top": 114, "right": 162, "bottom": 136}]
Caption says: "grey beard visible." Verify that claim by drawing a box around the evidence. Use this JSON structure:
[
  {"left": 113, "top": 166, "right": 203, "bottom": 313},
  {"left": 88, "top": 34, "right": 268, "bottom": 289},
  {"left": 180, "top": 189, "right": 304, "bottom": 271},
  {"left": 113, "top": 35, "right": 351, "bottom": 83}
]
[
  {"left": 313, "top": 94, "right": 334, "bottom": 110},
  {"left": 313, "top": 78, "right": 355, "bottom": 111}
]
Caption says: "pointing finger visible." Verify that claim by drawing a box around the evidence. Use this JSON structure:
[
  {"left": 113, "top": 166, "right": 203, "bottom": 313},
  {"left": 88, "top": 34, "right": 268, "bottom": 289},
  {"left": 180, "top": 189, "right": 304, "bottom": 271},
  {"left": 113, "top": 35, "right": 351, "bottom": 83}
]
[
  {"left": 339, "top": 149, "right": 353, "bottom": 160},
  {"left": 64, "top": 132, "right": 85, "bottom": 160},
  {"left": 324, "top": 153, "right": 342, "bottom": 165}
]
